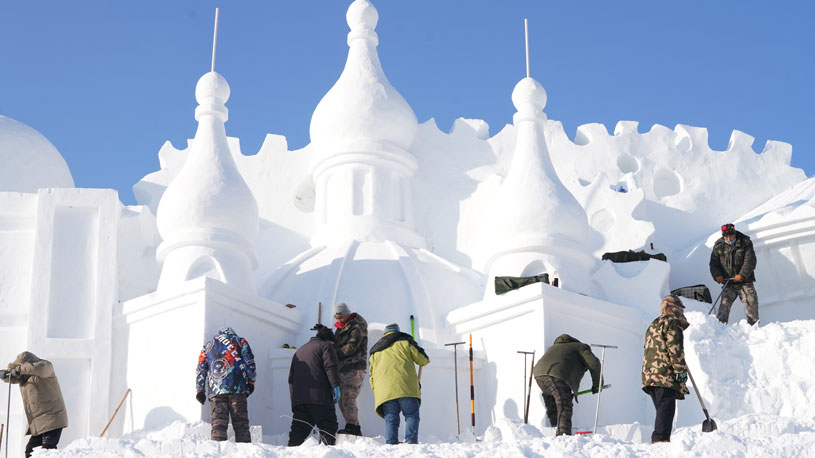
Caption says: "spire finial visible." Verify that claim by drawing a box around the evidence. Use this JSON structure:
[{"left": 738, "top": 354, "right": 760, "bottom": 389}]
[
  {"left": 211, "top": 8, "right": 220, "bottom": 72},
  {"left": 524, "top": 18, "right": 530, "bottom": 78}
]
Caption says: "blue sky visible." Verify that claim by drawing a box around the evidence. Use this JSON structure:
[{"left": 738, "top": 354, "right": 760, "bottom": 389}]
[{"left": 1, "top": 1, "right": 812, "bottom": 205}]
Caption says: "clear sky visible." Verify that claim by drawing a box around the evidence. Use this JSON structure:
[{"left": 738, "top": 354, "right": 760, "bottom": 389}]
[{"left": 1, "top": 1, "right": 812, "bottom": 205}]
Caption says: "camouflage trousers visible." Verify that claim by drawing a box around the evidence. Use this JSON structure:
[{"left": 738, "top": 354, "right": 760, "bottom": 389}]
[
  {"left": 717, "top": 282, "right": 759, "bottom": 325},
  {"left": 535, "top": 375, "right": 573, "bottom": 436},
  {"left": 210, "top": 394, "right": 251, "bottom": 442},
  {"left": 338, "top": 369, "right": 366, "bottom": 426}
]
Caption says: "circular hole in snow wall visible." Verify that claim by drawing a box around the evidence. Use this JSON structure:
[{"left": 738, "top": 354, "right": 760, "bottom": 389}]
[
  {"left": 590, "top": 208, "right": 615, "bottom": 233},
  {"left": 652, "top": 168, "right": 682, "bottom": 199},
  {"left": 616, "top": 154, "right": 639, "bottom": 174}
]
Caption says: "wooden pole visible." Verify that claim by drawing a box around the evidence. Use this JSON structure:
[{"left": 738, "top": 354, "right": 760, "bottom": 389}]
[
  {"left": 524, "top": 351, "right": 535, "bottom": 424},
  {"left": 318, "top": 302, "right": 322, "bottom": 325},
  {"left": 211, "top": 8, "right": 220, "bottom": 72},
  {"left": 100, "top": 388, "right": 131, "bottom": 437}
]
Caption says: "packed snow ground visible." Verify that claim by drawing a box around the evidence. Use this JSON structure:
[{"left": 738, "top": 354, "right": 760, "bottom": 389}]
[{"left": 35, "top": 311, "right": 815, "bottom": 457}]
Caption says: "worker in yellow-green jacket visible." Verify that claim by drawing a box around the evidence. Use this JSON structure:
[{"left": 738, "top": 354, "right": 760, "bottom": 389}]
[{"left": 368, "top": 323, "right": 429, "bottom": 445}]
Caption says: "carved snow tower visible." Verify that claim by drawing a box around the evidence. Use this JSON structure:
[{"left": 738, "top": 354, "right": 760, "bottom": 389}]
[
  {"left": 308, "top": 0, "right": 422, "bottom": 248},
  {"left": 483, "top": 76, "right": 595, "bottom": 294},
  {"left": 155, "top": 71, "right": 260, "bottom": 293}
]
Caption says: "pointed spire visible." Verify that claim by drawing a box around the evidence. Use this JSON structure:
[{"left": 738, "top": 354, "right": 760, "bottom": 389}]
[{"left": 155, "top": 71, "right": 259, "bottom": 293}]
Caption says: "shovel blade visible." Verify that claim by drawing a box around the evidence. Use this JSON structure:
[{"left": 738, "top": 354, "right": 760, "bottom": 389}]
[{"left": 702, "top": 418, "right": 717, "bottom": 433}]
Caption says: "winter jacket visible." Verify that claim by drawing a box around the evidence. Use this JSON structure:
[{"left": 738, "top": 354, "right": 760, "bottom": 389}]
[
  {"left": 5, "top": 351, "right": 69, "bottom": 435},
  {"left": 642, "top": 314, "right": 689, "bottom": 399},
  {"left": 334, "top": 313, "right": 368, "bottom": 372},
  {"left": 196, "top": 327, "right": 256, "bottom": 398},
  {"left": 369, "top": 331, "right": 429, "bottom": 417},
  {"left": 709, "top": 231, "right": 757, "bottom": 283},
  {"left": 288, "top": 337, "right": 341, "bottom": 407},
  {"left": 532, "top": 334, "right": 601, "bottom": 396}
]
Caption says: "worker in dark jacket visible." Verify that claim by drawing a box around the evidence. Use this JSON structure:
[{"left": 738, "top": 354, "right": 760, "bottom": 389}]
[
  {"left": 710, "top": 223, "right": 759, "bottom": 325},
  {"left": 532, "top": 334, "right": 601, "bottom": 436},
  {"left": 331, "top": 301, "right": 368, "bottom": 436},
  {"left": 1, "top": 352, "right": 69, "bottom": 458},
  {"left": 642, "top": 295, "right": 690, "bottom": 443},
  {"left": 195, "top": 327, "right": 256, "bottom": 442},
  {"left": 287, "top": 326, "right": 341, "bottom": 446}
]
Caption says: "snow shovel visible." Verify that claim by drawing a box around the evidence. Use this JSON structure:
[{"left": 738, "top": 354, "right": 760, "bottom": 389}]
[
  {"left": 687, "top": 369, "right": 717, "bottom": 432},
  {"left": 708, "top": 278, "right": 732, "bottom": 315}
]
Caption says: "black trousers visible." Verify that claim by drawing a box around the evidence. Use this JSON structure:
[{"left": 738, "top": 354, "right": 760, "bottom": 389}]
[
  {"left": 645, "top": 386, "right": 677, "bottom": 442},
  {"left": 288, "top": 403, "right": 338, "bottom": 446},
  {"left": 25, "top": 428, "right": 62, "bottom": 458}
]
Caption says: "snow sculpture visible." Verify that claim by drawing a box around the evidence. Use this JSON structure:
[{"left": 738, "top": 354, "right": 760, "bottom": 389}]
[
  {"left": 155, "top": 71, "right": 259, "bottom": 293},
  {"left": 481, "top": 77, "right": 594, "bottom": 295},
  {"left": 0, "top": 115, "right": 74, "bottom": 192}
]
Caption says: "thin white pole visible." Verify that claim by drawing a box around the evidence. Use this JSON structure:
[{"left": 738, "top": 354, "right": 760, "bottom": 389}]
[
  {"left": 211, "top": 8, "right": 220, "bottom": 72},
  {"left": 524, "top": 18, "right": 530, "bottom": 78}
]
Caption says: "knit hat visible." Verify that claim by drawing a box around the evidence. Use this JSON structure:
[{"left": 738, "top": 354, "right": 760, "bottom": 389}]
[
  {"left": 721, "top": 223, "right": 736, "bottom": 236},
  {"left": 384, "top": 323, "right": 400, "bottom": 334},
  {"left": 333, "top": 302, "right": 351, "bottom": 317}
]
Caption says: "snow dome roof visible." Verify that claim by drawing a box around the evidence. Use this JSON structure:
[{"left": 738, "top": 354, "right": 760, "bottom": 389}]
[
  {"left": 0, "top": 115, "right": 74, "bottom": 193},
  {"left": 309, "top": 0, "right": 418, "bottom": 156}
]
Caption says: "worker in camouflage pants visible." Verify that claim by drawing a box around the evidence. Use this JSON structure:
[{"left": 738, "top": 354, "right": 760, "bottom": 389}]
[
  {"left": 710, "top": 223, "right": 760, "bottom": 325},
  {"left": 331, "top": 302, "right": 368, "bottom": 436},
  {"left": 211, "top": 395, "right": 250, "bottom": 441},
  {"left": 533, "top": 334, "right": 601, "bottom": 436}
]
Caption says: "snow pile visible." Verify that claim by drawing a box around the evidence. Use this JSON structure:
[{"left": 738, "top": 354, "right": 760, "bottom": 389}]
[{"left": 684, "top": 310, "right": 815, "bottom": 422}]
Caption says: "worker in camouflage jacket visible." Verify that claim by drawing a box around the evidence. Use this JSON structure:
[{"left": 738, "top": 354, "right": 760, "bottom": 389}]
[
  {"left": 642, "top": 295, "right": 690, "bottom": 444},
  {"left": 196, "top": 327, "right": 256, "bottom": 442},
  {"left": 532, "top": 334, "right": 601, "bottom": 436},
  {"left": 331, "top": 301, "right": 368, "bottom": 436},
  {"left": 709, "top": 223, "right": 759, "bottom": 325}
]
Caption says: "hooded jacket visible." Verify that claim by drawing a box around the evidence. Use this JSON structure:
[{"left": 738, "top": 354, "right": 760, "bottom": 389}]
[
  {"left": 532, "top": 334, "right": 601, "bottom": 395},
  {"left": 5, "top": 351, "right": 69, "bottom": 435},
  {"left": 196, "top": 327, "right": 256, "bottom": 398},
  {"left": 710, "top": 230, "right": 757, "bottom": 283},
  {"left": 368, "top": 331, "right": 429, "bottom": 417}
]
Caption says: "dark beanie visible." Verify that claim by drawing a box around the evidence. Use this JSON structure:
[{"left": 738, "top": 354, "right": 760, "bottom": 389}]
[{"left": 384, "top": 323, "right": 400, "bottom": 334}]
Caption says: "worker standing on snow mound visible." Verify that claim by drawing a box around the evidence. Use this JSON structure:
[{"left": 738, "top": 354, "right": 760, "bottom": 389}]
[
  {"left": 287, "top": 325, "right": 341, "bottom": 446},
  {"left": 195, "top": 327, "right": 256, "bottom": 443},
  {"left": 532, "top": 334, "right": 601, "bottom": 436},
  {"left": 331, "top": 301, "right": 368, "bottom": 436},
  {"left": 369, "top": 323, "right": 429, "bottom": 445},
  {"left": 1, "top": 351, "right": 69, "bottom": 458},
  {"left": 710, "top": 223, "right": 759, "bottom": 325},
  {"left": 642, "top": 295, "right": 690, "bottom": 444}
]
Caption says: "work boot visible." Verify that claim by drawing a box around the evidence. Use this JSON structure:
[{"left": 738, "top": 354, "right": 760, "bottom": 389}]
[{"left": 338, "top": 424, "right": 362, "bottom": 436}]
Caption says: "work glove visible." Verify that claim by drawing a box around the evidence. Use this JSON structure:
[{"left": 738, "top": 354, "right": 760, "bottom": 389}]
[
  {"left": 332, "top": 386, "right": 341, "bottom": 404},
  {"left": 734, "top": 274, "right": 744, "bottom": 283},
  {"left": 591, "top": 385, "right": 599, "bottom": 394},
  {"left": 715, "top": 276, "right": 725, "bottom": 284},
  {"left": 9, "top": 368, "right": 19, "bottom": 377},
  {"left": 675, "top": 372, "right": 688, "bottom": 384},
  {"left": 247, "top": 383, "right": 255, "bottom": 396},
  {"left": 196, "top": 391, "right": 206, "bottom": 405},
  {"left": 310, "top": 323, "right": 327, "bottom": 331}
]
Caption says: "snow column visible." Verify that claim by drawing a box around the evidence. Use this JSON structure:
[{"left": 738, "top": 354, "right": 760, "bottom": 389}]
[
  {"left": 155, "top": 71, "right": 259, "bottom": 293},
  {"left": 483, "top": 77, "right": 595, "bottom": 294}
]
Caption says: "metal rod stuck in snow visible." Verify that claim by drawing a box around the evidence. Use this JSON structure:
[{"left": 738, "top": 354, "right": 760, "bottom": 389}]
[
  {"left": 524, "top": 18, "right": 530, "bottom": 78},
  {"left": 211, "top": 8, "right": 220, "bottom": 72},
  {"left": 590, "top": 344, "right": 617, "bottom": 435}
]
